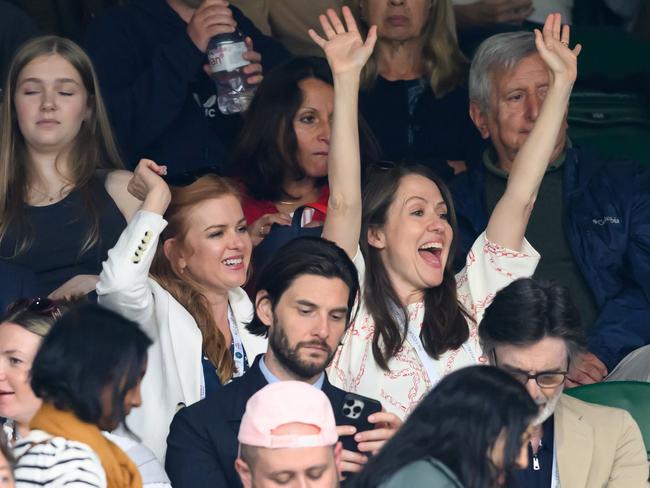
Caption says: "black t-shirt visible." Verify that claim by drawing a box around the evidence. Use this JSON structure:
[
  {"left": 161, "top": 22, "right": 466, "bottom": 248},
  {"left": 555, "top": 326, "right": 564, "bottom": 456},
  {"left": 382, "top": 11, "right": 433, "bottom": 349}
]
[{"left": 0, "top": 173, "right": 126, "bottom": 296}]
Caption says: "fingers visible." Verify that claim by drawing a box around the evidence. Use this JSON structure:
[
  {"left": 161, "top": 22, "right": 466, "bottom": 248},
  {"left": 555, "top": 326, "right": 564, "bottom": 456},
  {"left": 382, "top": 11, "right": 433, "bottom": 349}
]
[
  {"left": 335, "top": 425, "right": 357, "bottom": 437},
  {"left": 242, "top": 58, "right": 263, "bottom": 85},
  {"left": 353, "top": 412, "right": 401, "bottom": 455},
  {"left": 573, "top": 43, "right": 582, "bottom": 56},
  {"left": 357, "top": 440, "right": 385, "bottom": 454},
  {"left": 326, "top": 8, "right": 346, "bottom": 35},
  {"left": 318, "top": 13, "right": 337, "bottom": 40},
  {"left": 242, "top": 62, "right": 262, "bottom": 74},
  {"left": 355, "top": 427, "right": 392, "bottom": 443},
  {"left": 140, "top": 159, "right": 167, "bottom": 176},
  {"left": 308, "top": 28, "right": 327, "bottom": 48},
  {"left": 354, "top": 428, "right": 390, "bottom": 454},
  {"left": 580, "top": 362, "right": 606, "bottom": 383},
  {"left": 252, "top": 213, "right": 292, "bottom": 243},
  {"left": 568, "top": 354, "right": 607, "bottom": 385},
  {"left": 149, "top": 162, "right": 168, "bottom": 176},
  {"left": 560, "top": 24, "right": 570, "bottom": 45},
  {"left": 591, "top": 354, "right": 609, "bottom": 377},
  {"left": 368, "top": 411, "right": 402, "bottom": 429},
  {"left": 365, "top": 25, "right": 378, "bottom": 50},
  {"left": 552, "top": 12, "right": 562, "bottom": 41},
  {"left": 341, "top": 6, "right": 359, "bottom": 33},
  {"left": 243, "top": 38, "right": 261, "bottom": 61},
  {"left": 339, "top": 449, "right": 367, "bottom": 473}
]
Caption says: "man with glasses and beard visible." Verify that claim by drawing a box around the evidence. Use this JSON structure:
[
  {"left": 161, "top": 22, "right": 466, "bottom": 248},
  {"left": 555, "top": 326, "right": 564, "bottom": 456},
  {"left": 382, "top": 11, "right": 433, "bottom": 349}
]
[
  {"left": 165, "top": 237, "right": 401, "bottom": 488},
  {"left": 479, "top": 278, "right": 648, "bottom": 488}
]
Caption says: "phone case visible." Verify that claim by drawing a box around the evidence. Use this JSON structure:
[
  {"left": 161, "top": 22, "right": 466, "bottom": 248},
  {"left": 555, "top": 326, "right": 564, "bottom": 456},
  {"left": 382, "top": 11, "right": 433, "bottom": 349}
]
[{"left": 336, "top": 393, "right": 382, "bottom": 453}]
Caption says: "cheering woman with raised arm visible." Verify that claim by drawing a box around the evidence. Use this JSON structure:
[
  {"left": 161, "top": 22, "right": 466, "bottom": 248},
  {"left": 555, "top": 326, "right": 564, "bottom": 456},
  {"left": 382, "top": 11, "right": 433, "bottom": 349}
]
[{"left": 314, "top": 12, "right": 580, "bottom": 418}]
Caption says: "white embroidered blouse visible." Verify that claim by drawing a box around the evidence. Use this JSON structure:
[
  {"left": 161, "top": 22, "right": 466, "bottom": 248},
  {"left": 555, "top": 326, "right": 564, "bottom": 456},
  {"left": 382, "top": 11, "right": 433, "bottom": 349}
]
[{"left": 327, "top": 232, "right": 540, "bottom": 419}]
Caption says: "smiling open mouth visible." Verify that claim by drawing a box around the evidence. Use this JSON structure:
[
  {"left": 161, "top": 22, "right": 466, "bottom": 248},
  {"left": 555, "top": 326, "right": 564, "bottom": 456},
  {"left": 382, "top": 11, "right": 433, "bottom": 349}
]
[
  {"left": 418, "top": 242, "right": 443, "bottom": 266},
  {"left": 222, "top": 257, "right": 243, "bottom": 267}
]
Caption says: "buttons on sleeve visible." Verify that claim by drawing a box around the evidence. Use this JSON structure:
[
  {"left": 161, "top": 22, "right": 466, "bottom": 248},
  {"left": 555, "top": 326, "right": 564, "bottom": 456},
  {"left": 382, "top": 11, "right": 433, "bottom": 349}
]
[{"left": 132, "top": 230, "right": 153, "bottom": 264}]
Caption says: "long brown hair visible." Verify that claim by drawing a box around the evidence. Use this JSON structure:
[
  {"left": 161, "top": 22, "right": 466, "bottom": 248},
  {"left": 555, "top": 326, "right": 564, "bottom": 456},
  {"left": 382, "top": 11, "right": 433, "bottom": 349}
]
[
  {"left": 150, "top": 175, "right": 243, "bottom": 384},
  {"left": 0, "top": 36, "right": 123, "bottom": 257},
  {"left": 358, "top": 0, "right": 468, "bottom": 97},
  {"left": 361, "top": 165, "right": 473, "bottom": 370}
]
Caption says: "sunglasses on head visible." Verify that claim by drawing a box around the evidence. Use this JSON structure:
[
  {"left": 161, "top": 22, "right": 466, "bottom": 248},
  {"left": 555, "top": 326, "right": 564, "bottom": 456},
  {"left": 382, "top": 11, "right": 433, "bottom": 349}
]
[{"left": 7, "top": 297, "right": 61, "bottom": 317}]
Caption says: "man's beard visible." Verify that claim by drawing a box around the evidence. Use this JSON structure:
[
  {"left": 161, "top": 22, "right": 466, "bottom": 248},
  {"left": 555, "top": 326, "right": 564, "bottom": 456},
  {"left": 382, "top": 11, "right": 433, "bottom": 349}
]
[
  {"left": 268, "top": 318, "right": 335, "bottom": 380},
  {"left": 533, "top": 388, "right": 563, "bottom": 425}
]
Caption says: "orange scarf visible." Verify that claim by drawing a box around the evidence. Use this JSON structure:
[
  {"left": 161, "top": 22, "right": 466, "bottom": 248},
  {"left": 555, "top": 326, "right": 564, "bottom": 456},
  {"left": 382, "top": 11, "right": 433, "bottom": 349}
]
[{"left": 30, "top": 403, "right": 142, "bottom": 488}]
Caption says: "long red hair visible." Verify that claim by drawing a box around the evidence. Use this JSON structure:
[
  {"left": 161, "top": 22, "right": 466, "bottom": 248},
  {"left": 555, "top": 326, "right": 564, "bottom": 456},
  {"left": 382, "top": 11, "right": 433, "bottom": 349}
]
[{"left": 150, "top": 175, "right": 243, "bottom": 384}]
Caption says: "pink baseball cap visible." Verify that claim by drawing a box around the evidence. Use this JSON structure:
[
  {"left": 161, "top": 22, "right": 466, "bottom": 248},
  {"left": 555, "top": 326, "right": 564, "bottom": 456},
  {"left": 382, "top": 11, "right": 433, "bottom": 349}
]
[{"left": 238, "top": 381, "right": 338, "bottom": 449}]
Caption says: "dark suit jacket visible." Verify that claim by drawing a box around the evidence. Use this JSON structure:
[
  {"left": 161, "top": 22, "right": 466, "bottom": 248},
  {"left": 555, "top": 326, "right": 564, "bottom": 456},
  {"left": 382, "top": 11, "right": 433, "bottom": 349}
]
[{"left": 165, "top": 356, "right": 348, "bottom": 488}]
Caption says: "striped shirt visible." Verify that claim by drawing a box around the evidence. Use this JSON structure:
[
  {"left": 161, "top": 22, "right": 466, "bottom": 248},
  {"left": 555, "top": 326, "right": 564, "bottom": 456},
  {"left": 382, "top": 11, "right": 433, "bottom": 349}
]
[{"left": 14, "top": 430, "right": 107, "bottom": 488}]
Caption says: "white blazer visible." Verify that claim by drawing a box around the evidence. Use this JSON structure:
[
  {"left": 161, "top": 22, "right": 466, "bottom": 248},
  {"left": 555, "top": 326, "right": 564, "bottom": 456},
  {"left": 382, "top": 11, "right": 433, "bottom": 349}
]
[{"left": 96, "top": 210, "right": 267, "bottom": 461}]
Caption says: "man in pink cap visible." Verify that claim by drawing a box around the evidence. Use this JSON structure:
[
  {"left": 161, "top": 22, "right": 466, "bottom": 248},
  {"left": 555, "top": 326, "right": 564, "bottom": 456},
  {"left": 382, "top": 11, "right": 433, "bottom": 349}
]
[{"left": 235, "top": 381, "right": 342, "bottom": 488}]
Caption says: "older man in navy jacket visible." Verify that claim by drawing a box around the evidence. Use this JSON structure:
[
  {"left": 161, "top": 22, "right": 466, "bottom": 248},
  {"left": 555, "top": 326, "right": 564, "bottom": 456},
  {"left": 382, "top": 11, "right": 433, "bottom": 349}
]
[{"left": 450, "top": 31, "right": 650, "bottom": 384}]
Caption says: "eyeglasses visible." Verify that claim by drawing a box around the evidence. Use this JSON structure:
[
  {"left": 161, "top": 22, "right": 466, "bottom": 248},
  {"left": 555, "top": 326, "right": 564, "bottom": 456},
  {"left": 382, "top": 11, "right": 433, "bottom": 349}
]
[
  {"left": 492, "top": 351, "right": 569, "bottom": 389},
  {"left": 7, "top": 297, "right": 61, "bottom": 317}
]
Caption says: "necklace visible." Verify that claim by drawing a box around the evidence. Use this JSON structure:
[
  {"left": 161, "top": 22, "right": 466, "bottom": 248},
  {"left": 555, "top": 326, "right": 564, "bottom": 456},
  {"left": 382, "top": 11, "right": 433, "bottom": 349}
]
[{"left": 30, "top": 185, "right": 68, "bottom": 204}]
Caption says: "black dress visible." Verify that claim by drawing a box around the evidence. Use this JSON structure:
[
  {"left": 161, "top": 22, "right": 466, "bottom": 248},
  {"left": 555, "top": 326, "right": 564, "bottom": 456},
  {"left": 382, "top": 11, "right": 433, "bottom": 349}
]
[{"left": 0, "top": 172, "right": 126, "bottom": 296}]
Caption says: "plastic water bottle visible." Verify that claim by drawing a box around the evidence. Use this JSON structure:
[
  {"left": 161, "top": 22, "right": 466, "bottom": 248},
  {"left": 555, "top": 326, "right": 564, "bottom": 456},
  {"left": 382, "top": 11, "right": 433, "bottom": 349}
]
[{"left": 206, "top": 30, "right": 256, "bottom": 114}]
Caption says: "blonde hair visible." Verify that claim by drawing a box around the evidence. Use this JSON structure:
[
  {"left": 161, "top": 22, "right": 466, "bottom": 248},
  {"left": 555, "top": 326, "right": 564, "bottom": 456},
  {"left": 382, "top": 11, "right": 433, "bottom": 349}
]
[
  {"left": 0, "top": 36, "right": 123, "bottom": 257},
  {"left": 2, "top": 298, "right": 75, "bottom": 338},
  {"left": 150, "top": 175, "right": 244, "bottom": 384},
  {"left": 358, "top": 0, "right": 468, "bottom": 98}
]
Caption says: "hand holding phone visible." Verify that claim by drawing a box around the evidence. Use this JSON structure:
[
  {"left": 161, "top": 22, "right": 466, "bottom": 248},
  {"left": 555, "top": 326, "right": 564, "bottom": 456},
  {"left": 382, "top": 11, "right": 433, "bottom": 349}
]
[
  {"left": 334, "top": 394, "right": 402, "bottom": 478},
  {"left": 336, "top": 393, "right": 383, "bottom": 453}
]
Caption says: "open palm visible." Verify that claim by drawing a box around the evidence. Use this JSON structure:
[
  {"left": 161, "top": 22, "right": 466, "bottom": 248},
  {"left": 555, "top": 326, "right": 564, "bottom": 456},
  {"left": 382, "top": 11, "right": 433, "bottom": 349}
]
[
  {"left": 534, "top": 13, "right": 581, "bottom": 86},
  {"left": 309, "top": 7, "right": 377, "bottom": 76}
]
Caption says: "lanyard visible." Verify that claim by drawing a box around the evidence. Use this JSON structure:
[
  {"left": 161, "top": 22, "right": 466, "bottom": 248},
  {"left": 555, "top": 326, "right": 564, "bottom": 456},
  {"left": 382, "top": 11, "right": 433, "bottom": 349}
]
[
  {"left": 405, "top": 320, "right": 478, "bottom": 386},
  {"left": 229, "top": 305, "right": 246, "bottom": 378},
  {"left": 393, "top": 301, "right": 478, "bottom": 385},
  {"left": 199, "top": 305, "right": 246, "bottom": 399}
]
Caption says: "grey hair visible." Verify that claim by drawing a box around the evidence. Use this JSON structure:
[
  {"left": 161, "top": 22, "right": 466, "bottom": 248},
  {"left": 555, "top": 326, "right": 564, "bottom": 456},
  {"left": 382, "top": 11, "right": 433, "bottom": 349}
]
[{"left": 469, "top": 31, "right": 538, "bottom": 113}]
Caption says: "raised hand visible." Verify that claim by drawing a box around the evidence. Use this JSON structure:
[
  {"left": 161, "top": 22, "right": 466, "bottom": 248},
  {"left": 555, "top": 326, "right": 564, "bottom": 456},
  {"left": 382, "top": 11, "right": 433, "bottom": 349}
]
[
  {"left": 308, "top": 7, "right": 377, "bottom": 76},
  {"left": 534, "top": 13, "right": 581, "bottom": 87},
  {"left": 128, "top": 159, "right": 171, "bottom": 215}
]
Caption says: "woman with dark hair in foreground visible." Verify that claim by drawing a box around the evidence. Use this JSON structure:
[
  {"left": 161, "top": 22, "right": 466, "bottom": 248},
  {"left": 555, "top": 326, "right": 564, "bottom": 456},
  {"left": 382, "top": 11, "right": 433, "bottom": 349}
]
[
  {"left": 353, "top": 366, "right": 538, "bottom": 488},
  {"left": 13, "top": 304, "right": 151, "bottom": 488}
]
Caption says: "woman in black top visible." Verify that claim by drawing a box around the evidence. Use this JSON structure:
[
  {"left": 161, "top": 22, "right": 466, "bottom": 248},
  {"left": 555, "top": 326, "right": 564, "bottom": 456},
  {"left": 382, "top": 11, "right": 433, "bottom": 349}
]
[
  {"left": 0, "top": 36, "right": 141, "bottom": 297},
  {"left": 356, "top": 0, "right": 485, "bottom": 178}
]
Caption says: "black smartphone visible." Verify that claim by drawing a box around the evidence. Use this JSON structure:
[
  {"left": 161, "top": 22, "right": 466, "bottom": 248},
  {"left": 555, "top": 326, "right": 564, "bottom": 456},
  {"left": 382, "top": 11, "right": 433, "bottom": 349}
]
[{"left": 335, "top": 392, "right": 383, "bottom": 453}]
